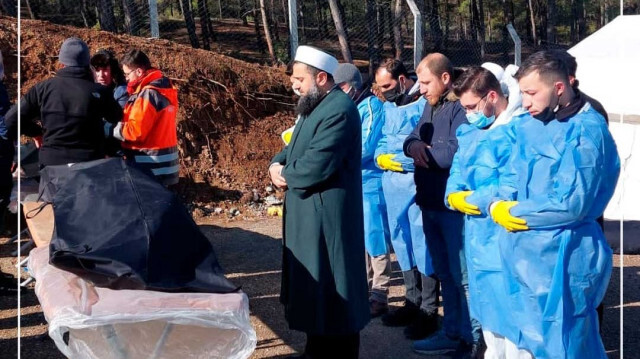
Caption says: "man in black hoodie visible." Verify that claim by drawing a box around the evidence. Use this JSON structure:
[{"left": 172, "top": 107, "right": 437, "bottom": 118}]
[
  {"left": 404, "top": 53, "right": 482, "bottom": 357},
  {"left": 4, "top": 37, "right": 121, "bottom": 168}
]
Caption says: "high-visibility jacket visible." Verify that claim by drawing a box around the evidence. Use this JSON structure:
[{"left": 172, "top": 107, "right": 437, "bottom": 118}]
[{"left": 119, "top": 69, "right": 179, "bottom": 186}]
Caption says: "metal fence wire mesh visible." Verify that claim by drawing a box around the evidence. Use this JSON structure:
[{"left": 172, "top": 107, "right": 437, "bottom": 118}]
[{"left": 12, "top": 0, "right": 635, "bottom": 69}]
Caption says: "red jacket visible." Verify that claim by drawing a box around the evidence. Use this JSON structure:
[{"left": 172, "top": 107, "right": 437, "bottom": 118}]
[{"left": 120, "top": 69, "right": 179, "bottom": 185}]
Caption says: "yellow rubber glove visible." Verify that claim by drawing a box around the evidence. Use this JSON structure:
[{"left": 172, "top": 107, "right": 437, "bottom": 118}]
[
  {"left": 447, "top": 191, "right": 481, "bottom": 215},
  {"left": 490, "top": 201, "right": 529, "bottom": 232},
  {"left": 281, "top": 127, "right": 294, "bottom": 145},
  {"left": 376, "top": 154, "right": 404, "bottom": 172}
]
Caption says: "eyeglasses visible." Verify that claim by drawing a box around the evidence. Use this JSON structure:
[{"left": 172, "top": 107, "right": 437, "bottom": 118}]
[
  {"left": 466, "top": 93, "right": 489, "bottom": 112},
  {"left": 124, "top": 69, "right": 136, "bottom": 78}
]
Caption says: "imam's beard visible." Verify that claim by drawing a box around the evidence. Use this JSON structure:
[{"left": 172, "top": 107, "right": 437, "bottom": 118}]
[{"left": 295, "top": 83, "right": 323, "bottom": 117}]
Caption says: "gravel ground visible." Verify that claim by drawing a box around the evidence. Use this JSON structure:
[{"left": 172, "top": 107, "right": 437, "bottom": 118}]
[{"left": 0, "top": 217, "right": 636, "bottom": 358}]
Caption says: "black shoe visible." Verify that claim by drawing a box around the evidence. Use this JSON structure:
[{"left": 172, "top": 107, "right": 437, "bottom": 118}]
[
  {"left": 370, "top": 299, "right": 389, "bottom": 318},
  {"left": 381, "top": 302, "right": 419, "bottom": 327},
  {"left": 0, "top": 274, "right": 18, "bottom": 296},
  {"left": 470, "top": 339, "right": 487, "bottom": 359},
  {"left": 451, "top": 339, "right": 486, "bottom": 359},
  {"left": 403, "top": 311, "right": 439, "bottom": 340}
]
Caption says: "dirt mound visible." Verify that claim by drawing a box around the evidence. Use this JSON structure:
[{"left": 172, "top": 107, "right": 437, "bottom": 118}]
[
  {"left": 17, "top": 18, "right": 296, "bottom": 215},
  {"left": 0, "top": 16, "right": 18, "bottom": 101}
]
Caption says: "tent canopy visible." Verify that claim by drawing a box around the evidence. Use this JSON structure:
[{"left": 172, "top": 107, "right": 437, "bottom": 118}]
[{"left": 569, "top": 15, "right": 640, "bottom": 122}]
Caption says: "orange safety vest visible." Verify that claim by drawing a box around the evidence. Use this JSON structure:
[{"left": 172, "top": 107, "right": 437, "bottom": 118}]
[{"left": 122, "top": 69, "right": 179, "bottom": 186}]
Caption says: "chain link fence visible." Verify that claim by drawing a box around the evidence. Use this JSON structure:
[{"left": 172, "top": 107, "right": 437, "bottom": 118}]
[
  {"left": 9, "top": 0, "right": 638, "bottom": 71},
  {"left": 15, "top": 0, "right": 520, "bottom": 70}
]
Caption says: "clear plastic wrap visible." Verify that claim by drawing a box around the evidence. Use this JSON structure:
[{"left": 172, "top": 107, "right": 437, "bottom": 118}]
[{"left": 28, "top": 246, "right": 256, "bottom": 359}]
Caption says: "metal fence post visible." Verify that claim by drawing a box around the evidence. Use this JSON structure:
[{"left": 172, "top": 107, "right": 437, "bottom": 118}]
[
  {"left": 148, "top": 0, "right": 160, "bottom": 38},
  {"left": 507, "top": 23, "right": 521, "bottom": 66},
  {"left": 405, "top": 0, "right": 422, "bottom": 70},
  {"left": 288, "top": 0, "right": 299, "bottom": 59}
]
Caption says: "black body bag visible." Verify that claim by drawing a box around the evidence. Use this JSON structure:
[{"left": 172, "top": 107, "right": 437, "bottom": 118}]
[{"left": 46, "top": 158, "right": 238, "bottom": 293}]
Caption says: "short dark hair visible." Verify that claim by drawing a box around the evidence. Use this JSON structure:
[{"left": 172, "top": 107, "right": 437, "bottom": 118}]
[
  {"left": 375, "top": 58, "right": 409, "bottom": 80},
  {"left": 514, "top": 50, "right": 570, "bottom": 85},
  {"left": 120, "top": 49, "right": 152, "bottom": 70},
  {"left": 90, "top": 49, "right": 126, "bottom": 85},
  {"left": 452, "top": 66, "right": 503, "bottom": 98},
  {"left": 549, "top": 49, "right": 577, "bottom": 76}
]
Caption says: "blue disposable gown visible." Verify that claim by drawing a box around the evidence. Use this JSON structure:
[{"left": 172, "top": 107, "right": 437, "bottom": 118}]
[
  {"left": 445, "top": 109, "right": 525, "bottom": 344},
  {"left": 375, "top": 96, "right": 433, "bottom": 275},
  {"left": 359, "top": 95, "right": 390, "bottom": 257},
  {"left": 495, "top": 104, "right": 620, "bottom": 359}
]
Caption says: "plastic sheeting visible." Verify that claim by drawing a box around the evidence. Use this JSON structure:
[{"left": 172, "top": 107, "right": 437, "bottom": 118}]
[
  {"left": 568, "top": 15, "right": 640, "bottom": 221},
  {"left": 603, "top": 122, "right": 640, "bottom": 220},
  {"left": 28, "top": 246, "right": 256, "bottom": 359}
]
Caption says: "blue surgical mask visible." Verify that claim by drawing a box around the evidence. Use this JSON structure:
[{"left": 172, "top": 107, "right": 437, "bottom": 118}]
[
  {"left": 465, "top": 94, "right": 495, "bottom": 128},
  {"left": 466, "top": 111, "right": 495, "bottom": 128}
]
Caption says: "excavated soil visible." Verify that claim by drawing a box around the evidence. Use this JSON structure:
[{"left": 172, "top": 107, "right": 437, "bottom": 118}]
[
  {"left": 17, "top": 18, "right": 296, "bottom": 216},
  {"left": 0, "top": 16, "right": 18, "bottom": 100}
]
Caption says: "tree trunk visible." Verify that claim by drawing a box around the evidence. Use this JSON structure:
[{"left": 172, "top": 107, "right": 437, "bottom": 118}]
[
  {"left": 122, "top": 0, "right": 141, "bottom": 36},
  {"left": 444, "top": 0, "right": 450, "bottom": 49},
  {"left": 0, "top": 0, "right": 16, "bottom": 17},
  {"left": 386, "top": 2, "right": 395, "bottom": 56},
  {"left": 198, "top": 0, "right": 211, "bottom": 50},
  {"left": 315, "top": 0, "right": 327, "bottom": 38},
  {"left": 476, "top": 0, "right": 485, "bottom": 58},
  {"left": 98, "top": 0, "right": 117, "bottom": 32},
  {"left": 253, "top": 2, "right": 266, "bottom": 54},
  {"left": 24, "top": 0, "right": 35, "bottom": 19},
  {"left": 527, "top": 0, "right": 537, "bottom": 46},
  {"left": 547, "top": 0, "right": 556, "bottom": 44},
  {"left": 469, "top": 0, "right": 477, "bottom": 42},
  {"left": 241, "top": 0, "right": 249, "bottom": 26},
  {"left": 501, "top": 0, "right": 511, "bottom": 63},
  {"left": 366, "top": 0, "right": 379, "bottom": 77},
  {"left": 328, "top": 0, "right": 353, "bottom": 63},
  {"left": 281, "top": 0, "right": 288, "bottom": 28},
  {"left": 81, "top": 0, "right": 97, "bottom": 27},
  {"left": 299, "top": 0, "right": 306, "bottom": 40},
  {"left": 577, "top": 0, "right": 586, "bottom": 41},
  {"left": 429, "top": 0, "right": 443, "bottom": 50},
  {"left": 269, "top": 0, "right": 279, "bottom": 41},
  {"left": 259, "top": 0, "right": 276, "bottom": 62},
  {"left": 392, "top": 0, "right": 403, "bottom": 59},
  {"left": 180, "top": 0, "right": 200, "bottom": 48},
  {"left": 376, "top": 1, "right": 385, "bottom": 56}
]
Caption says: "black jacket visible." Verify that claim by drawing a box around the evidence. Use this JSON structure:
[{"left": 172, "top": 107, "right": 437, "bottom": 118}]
[
  {"left": 4, "top": 66, "right": 122, "bottom": 167},
  {"left": 403, "top": 91, "right": 467, "bottom": 210}
]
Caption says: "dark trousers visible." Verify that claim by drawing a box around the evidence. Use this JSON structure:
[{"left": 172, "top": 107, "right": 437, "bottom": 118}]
[
  {"left": 305, "top": 332, "right": 360, "bottom": 359},
  {"left": 0, "top": 138, "right": 13, "bottom": 205},
  {"left": 403, "top": 267, "right": 439, "bottom": 315},
  {"left": 597, "top": 214, "right": 605, "bottom": 332},
  {"left": 0, "top": 138, "right": 13, "bottom": 232}
]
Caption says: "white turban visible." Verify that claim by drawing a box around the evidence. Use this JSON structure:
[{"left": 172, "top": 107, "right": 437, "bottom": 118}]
[{"left": 294, "top": 45, "right": 339, "bottom": 76}]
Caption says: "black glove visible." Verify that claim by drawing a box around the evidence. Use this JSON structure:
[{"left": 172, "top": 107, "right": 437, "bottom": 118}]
[{"left": 407, "top": 141, "right": 430, "bottom": 168}]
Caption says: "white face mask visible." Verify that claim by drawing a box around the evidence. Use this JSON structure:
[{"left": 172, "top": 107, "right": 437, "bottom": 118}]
[
  {"left": 292, "top": 87, "right": 302, "bottom": 96},
  {"left": 342, "top": 85, "right": 355, "bottom": 99}
]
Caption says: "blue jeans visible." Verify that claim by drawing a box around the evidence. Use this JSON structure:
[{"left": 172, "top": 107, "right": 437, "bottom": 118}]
[{"left": 421, "top": 209, "right": 481, "bottom": 344}]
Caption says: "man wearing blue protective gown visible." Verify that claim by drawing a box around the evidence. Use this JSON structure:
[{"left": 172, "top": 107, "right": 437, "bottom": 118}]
[
  {"left": 489, "top": 51, "right": 620, "bottom": 359},
  {"left": 446, "top": 66, "right": 530, "bottom": 358},
  {"left": 334, "top": 63, "right": 393, "bottom": 318},
  {"left": 374, "top": 59, "right": 439, "bottom": 341}
]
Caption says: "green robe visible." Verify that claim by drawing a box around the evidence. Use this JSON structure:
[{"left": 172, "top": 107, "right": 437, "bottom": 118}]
[{"left": 271, "top": 88, "right": 370, "bottom": 335}]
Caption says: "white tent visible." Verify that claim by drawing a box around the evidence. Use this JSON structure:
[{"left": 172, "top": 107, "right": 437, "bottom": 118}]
[{"left": 569, "top": 15, "right": 640, "bottom": 221}]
